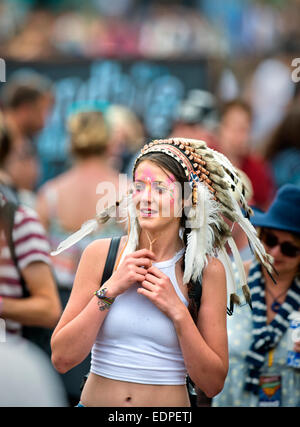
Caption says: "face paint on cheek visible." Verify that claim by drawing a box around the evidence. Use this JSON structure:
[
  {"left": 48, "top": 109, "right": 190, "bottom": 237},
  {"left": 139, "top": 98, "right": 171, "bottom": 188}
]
[
  {"left": 165, "top": 175, "right": 176, "bottom": 204},
  {"left": 134, "top": 165, "right": 178, "bottom": 214}
]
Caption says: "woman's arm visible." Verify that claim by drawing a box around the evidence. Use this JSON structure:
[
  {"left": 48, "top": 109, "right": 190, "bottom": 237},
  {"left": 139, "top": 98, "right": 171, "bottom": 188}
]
[
  {"left": 50, "top": 238, "right": 113, "bottom": 373},
  {"left": 1, "top": 262, "right": 61, "bottom": 328},
  {"left": 139, "top": 257, "right": 228, "bottom": 398},
  {"left": 175, "top": 258, "right": 228, "bottom": 397}
]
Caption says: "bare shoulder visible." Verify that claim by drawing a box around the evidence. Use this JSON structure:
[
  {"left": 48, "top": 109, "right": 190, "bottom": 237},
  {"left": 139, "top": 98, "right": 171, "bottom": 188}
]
[
  {"left": 80, "top": 235, "right": 127, "bottom": 273},
  {"left": 36, "top": 171, "right": 74, "bottom": 199},
  {"left": 243, "top": 259, "right": 252, "bottom": 277},
  {"left": 197, "top": 257, "right": 227, "bottom": 332},
  {"left": 202, "top": 257, "right": 226, "bottom": 281},
  {"left": 82, "top": 237, "right": 111, "bottom": 260},
  {"left": 36, "top": 177, "right": 60, "bottom": 197},
  {"left": 200, "top": 256, "right": 227, "bottom": 304},
  {"left": 83, "top": 235, "right": 127, "bottom": 257}
]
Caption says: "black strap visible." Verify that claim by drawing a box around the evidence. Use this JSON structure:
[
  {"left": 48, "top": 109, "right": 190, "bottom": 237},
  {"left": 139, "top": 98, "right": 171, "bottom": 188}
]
[
  {"left": 101, "top": 236, "right": 122, "bottom": 286},
  {"left": 188, "top": 277, "right": 202, "bottom": 313},
  {"left": 1, "top": 200, "right": 28, "bottom": 297}
]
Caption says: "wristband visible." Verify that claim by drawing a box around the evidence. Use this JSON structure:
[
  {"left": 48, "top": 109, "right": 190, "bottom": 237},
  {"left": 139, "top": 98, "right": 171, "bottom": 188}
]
[{"left": 94, "top": 287, "right": 115, "bottom": 311}]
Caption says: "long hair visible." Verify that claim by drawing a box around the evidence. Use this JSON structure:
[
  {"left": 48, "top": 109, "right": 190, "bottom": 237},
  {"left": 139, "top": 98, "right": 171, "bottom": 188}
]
[{"left": 133, "top": 151, "right": 199, "bottom": 321}]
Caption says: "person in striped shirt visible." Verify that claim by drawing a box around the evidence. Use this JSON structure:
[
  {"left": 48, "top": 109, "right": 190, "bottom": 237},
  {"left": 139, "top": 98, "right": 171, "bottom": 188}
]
[{"left": 0, "top": 114, "right": 61, "bottom": 338}]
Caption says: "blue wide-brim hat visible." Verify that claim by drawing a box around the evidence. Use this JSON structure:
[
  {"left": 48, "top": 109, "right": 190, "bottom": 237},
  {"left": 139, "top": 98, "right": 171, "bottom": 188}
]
[{"left": 251, "top": 184, "right": 300, "bottom": 234}]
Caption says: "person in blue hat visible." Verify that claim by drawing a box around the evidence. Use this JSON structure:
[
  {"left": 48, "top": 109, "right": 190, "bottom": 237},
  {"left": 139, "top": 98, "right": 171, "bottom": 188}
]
[{"left": 213, "top": 184, "right": 300, "bottom": 407}]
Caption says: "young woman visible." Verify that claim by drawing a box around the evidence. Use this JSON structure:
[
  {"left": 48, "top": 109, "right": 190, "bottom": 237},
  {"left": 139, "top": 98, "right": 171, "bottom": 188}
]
[{"left": 50, "top": 138, "right": 274, "bottom": 407}]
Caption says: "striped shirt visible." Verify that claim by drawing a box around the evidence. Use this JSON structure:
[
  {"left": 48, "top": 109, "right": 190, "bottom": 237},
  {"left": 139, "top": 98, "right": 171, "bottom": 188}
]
[{"left": 0, "top": 205, "right": 51, "bottom": 334}]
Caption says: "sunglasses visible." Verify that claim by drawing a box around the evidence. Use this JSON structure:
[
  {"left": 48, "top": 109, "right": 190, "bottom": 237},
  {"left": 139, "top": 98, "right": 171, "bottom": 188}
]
[{"left": 261, "top": 230, "right": 300, "bottom": 258}]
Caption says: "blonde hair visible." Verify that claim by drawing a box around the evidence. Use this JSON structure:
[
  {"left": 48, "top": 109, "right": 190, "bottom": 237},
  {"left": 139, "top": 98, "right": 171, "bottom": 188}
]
[
  {"left": 105, "top": 105, "right": 144, "bottom": 151},
  {"left": 67, "top": 111, "right": 109, "bottom": 158}
]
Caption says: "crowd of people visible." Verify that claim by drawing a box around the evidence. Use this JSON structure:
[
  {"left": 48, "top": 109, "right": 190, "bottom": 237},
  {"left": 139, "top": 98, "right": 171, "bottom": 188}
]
[
  {"left": 0, "top": 52, "right": 300, "bottom": 407},
  {"left": 1, "top": 0, "right": 300, "bottom": 61}
]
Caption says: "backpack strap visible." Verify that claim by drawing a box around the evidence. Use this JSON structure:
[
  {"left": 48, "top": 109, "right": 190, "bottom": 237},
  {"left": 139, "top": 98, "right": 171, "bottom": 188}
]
[
  {"left": 1, "top": 201, "right": 28, "bottom": 297},
  {"left": 188, "top": 276, "right": 202, "bottom": 313},
  {"left": 101, "top": 236, "right": 122, "bottom": 286},
  {"left": 189, "top": 273, "right": 232, "bottom": 316}
]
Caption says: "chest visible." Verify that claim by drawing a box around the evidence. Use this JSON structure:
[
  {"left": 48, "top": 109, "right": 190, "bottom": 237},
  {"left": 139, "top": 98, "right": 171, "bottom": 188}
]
[
  {"left": 265, "top": 290, "right": 288, "bottom": 324},
  {"left": 99, "top": 283, "right": 182, "bottom": 350}
]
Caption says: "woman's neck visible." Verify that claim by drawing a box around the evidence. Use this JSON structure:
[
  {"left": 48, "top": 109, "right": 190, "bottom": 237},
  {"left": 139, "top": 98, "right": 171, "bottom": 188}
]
[
  {"left": 139, "top": 228, "right": 184, "bottom": 261},
  {"left": 263, "top": 266, "right": 297, "bottom": 295},
  {"left": 75, "top": 156, "right": 107, "bottom": 170}
]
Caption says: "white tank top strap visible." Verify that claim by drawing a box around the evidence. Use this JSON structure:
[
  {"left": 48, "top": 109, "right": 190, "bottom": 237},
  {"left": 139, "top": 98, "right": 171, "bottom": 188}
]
[
  {"left": 152, "top": 247, "right": 187, "bottom": 306},
  {"left": 173, "top": 247, "right": 185, "bottom": 264}
]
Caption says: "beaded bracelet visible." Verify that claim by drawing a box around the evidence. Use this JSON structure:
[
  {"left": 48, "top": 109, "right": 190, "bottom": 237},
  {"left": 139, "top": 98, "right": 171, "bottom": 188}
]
[{"left": 94, "top": 287, "right": 115, "bottom": 311}]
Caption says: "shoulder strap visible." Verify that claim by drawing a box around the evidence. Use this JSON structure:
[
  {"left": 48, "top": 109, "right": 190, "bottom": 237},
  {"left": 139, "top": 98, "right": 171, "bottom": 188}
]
[
  {"left": 101, "top": 236, "right": 122, "bottom": 286},
  {"left": 1, "top": 201, "right": 28, "bottom": 297},
  {"left": 188, "top": 276, "right": 202, "bottom": 313}
]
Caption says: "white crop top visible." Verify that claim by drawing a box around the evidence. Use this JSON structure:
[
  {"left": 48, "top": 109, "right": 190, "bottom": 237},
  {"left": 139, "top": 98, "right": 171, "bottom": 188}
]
[{"left": 90, "top": 248, "right": 188, "bottom": 385}]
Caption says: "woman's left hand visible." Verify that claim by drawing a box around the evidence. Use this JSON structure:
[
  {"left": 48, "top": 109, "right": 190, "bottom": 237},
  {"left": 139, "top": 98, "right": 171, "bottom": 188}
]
[{"left": 137, "top": 265, "right": 186, "bottom": 320}]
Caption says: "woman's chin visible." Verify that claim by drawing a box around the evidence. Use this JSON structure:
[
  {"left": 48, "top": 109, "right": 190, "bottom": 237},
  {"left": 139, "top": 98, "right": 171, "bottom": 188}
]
[{"left": 138, "top": 214, "right": 165, "bottom": 230}]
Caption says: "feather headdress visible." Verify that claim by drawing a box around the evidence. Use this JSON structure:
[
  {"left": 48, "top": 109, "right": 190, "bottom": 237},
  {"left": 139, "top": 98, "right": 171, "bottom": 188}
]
[
  {"left": 51, "top": 137, "right": 276, "bottom": 312},
  {"left": 131, "top": 138, "right": 276, "bottom": 310}
]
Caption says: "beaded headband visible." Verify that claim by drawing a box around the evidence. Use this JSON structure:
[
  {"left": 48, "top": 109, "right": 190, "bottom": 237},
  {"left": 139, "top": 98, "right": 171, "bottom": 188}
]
[{"left": 134, "top": 139, "right": 215, "bottom": 201}]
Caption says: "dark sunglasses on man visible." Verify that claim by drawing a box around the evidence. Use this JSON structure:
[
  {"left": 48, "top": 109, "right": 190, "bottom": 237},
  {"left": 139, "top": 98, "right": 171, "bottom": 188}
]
[{"left": 261, "top": 230, "right": 300, "bottom": 258}]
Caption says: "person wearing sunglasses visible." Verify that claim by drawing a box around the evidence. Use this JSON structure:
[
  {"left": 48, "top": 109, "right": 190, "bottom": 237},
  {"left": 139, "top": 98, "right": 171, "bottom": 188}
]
[{"left": 213, "top": 184, "right": 300, "bottom": 407}]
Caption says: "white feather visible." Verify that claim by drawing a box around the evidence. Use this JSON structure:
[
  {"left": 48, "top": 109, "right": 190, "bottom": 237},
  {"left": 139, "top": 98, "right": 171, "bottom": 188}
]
[
  {"left": 51, "top": 219, "right": 98, "bottom": 256},
  {"left": 183, "top": 228, "right": 198, "bottom": 285},
  {"left": 193, "top": 186, "right": 207, "bottom": 281},
  {"left": 51, "top": 196, "right": 127, "bottom": 257},
  {"left": 227, "top": 237, "right": 247, "bottom": 289},
  {"left": 184, "top": 183, "right": 221, "bottom": 284},
  {"left": 217, "top": 248, "right": 235, "bottom": 298},
  {"left": 227, "top": 194, "right": 275, "bottom": 276},
  {"left": 117, "top": 194, "right": 140, "bottom": 267},
  {"left": 218, "top": 246, "right": 240, "bottom": 308}
]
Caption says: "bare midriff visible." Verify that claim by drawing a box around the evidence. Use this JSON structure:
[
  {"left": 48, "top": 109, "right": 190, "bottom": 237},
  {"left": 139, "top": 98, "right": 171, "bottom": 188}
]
[{"left": 80, "top": 373, "right": 190, "bottom": 407}]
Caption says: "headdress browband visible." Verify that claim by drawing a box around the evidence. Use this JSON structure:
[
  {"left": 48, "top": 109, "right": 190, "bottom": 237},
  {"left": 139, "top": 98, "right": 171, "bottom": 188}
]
[{"left": 134, "top": 139, "right": 214, "bottom": 191}]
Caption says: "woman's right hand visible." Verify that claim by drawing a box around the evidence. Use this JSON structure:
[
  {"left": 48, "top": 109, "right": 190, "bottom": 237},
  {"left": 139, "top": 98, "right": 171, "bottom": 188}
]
[{"left": 104, "top": 249, "right": 156, "bottom": 298}]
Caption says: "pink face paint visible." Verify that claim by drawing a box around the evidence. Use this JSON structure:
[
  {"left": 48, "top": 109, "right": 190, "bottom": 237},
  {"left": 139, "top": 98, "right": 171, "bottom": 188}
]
[
  {"left": 134, "top": 161, "right": 178, "bottom": 216},
  {"left": 134, "top": 164, "right": 173, "bottom": 183}
]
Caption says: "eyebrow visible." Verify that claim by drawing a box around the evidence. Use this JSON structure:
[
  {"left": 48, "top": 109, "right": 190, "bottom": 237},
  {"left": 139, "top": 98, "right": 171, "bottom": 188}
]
[{"left": 134, "top": 179, "right": 166, "bottom": 184}]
